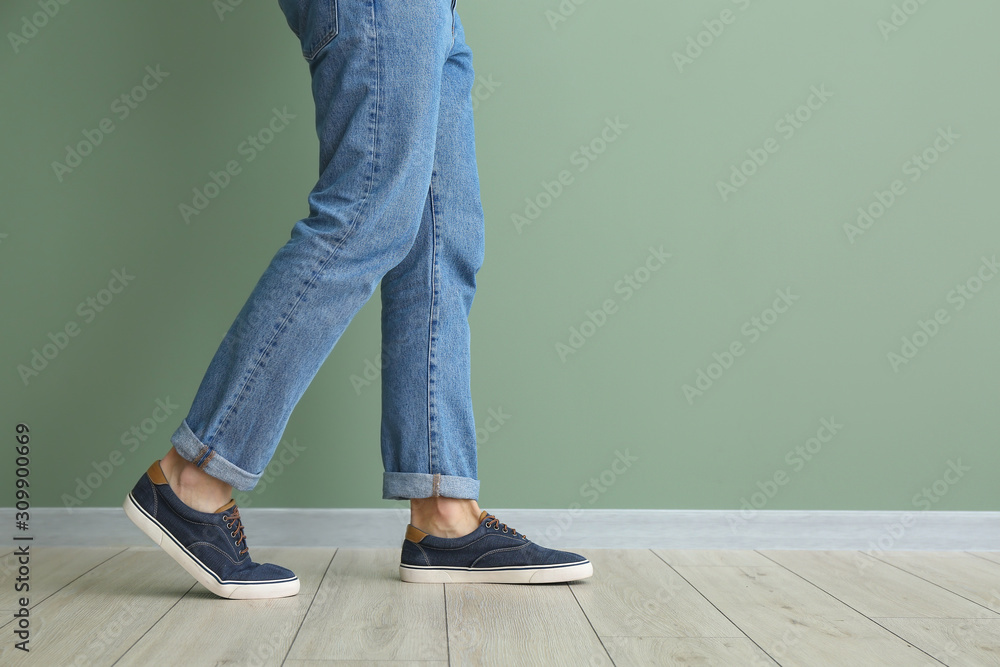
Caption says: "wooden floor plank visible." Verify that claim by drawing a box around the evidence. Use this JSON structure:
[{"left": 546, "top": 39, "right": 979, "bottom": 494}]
[
  {"left": 669, "top": 560, "right": 940, "bottom": 665},
  {"left": 874, "top": 551, "right": 1000, "bottom": 614},
  {"left": 760, "top": 550, "right": 997, "bottom": 619},
  {"left": 1, "top": 547, "right": 194, "bottom": 666},
  {"left": 602, "top": 636, "right": 778, "bottom": 666},
  {"left": 875, "top": 617, "right": 1000, "bottom": 667},
  {"left": 115, "top": 547, "right": 333, "bottom": 667},
  {"left": 571, "top": 549, "right": 743, "bottom": 637},
  {"left": 970, "top": 552, "right": 1000, "bottom": 566},
  {"left": 446, "top": 580, "right": 608, "bottom": 667},
  {"left": 286, "top": 549, "right": 447, "bottom": 662},
  {"left": 284, "top": 662, "right": 448, "bottom": 666},
  {"left": 655, "top": 549, "right": 773, "bottom": 567},
  {"left": 0, "top": 547, "right": 125, "bottom": 619}
]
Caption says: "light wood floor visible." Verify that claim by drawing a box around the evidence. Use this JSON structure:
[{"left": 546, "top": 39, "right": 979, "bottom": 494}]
[{"left": 2, "top": 547, "right": 999, "bottom": 666}]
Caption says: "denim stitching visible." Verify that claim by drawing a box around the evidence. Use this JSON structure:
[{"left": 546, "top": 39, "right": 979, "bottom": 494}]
[
  {"left": 194, "top": 445, "right": 210, "bottom": 467},
  {"left": 212, "top": 2, "right": 382, "bottom": 450},
  {"left": 198, "top": 450, "right": 215, "bottom": 470},
  {"left": 305, "top": 0, "right": 339, "bottom": 60},
  {"left": 426, "top": 174, "right": 440, "bottom": 475},
  {"left": 413, "top": 542, "right": 431, "bottom": 566}
]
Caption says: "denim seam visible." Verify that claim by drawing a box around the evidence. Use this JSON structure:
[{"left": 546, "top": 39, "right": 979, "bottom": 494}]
[
  {"left": 426, "top": 174, "right": 440, "bottom": 476},
  {"left": 210, "top": 3, "right": 381, "bottom": 452},
  {"left": 198, "top": 450, "right": 216, "bottom": 470},
  {"left": 413, "top": 542, "right": 431, "bottom": 566}
]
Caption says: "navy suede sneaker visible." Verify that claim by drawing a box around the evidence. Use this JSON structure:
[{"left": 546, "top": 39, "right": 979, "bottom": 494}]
[
  {"left": 123, "top": 461, "right": 299, "bottom": 599},
  {"left": 400, "top": 510, "right": 593, "bottom": 584}
]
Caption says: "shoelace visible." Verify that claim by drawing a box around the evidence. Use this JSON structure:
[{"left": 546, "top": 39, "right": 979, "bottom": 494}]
[
  {"left": 484, "top": 513, "right": 527, "bottom": 539},
  {"left": 222, "top": 507, "right": 249, "bottom": 556}
]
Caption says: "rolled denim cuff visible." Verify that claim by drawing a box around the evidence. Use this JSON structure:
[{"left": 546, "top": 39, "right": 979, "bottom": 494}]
[
  {"left": 383, "top": 472, "right": 480, "bottom": 500},
  {"left": 170, "top": 419, "right": 262, "bottom": 492}
]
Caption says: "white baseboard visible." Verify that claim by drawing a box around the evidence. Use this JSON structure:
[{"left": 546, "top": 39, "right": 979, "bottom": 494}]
[{"left": 3, "top": 508, "right": 999, "bottom": 550}]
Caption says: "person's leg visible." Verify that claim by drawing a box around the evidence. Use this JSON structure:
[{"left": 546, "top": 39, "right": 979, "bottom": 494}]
[
  {"left": 125, "top": 0, "right": 460, "bottom": 598},
  {"left": 387, "top": 13, "right": 592, "bottom": 582},
  {"left": 167, "top": 0, "right": 457, "bottom": 490},
  {"left": 378, "top": 9, "right": 486, "bottom": 539}
]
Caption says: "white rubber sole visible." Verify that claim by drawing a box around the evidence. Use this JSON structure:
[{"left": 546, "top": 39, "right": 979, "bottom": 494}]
[
  {"left": 399, "top": 560, "right": 593, "bottom": 584},
  {"left": 123, "top": 493, "right": 299, "bottom": 600}
]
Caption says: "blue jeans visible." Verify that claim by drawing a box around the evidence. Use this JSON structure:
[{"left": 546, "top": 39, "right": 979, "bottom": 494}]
[{"left": 169, "top": 0, "right": 484, "bottom": 501}]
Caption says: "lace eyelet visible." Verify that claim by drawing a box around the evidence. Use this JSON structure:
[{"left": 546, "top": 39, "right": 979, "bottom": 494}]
[
  {"left": 502, "top": 527, "right": 508, "bottom": 533},
  {"left": 231, "top": 531, "right": 237, "bottom": 537}
]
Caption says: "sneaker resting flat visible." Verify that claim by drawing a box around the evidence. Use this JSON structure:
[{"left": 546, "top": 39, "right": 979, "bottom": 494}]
[
  {"left": 123, "top": 460, "right": 299, "bottom": 599},
  {"left": 400, "top": 510, "right": 593, "bottom": 584}
]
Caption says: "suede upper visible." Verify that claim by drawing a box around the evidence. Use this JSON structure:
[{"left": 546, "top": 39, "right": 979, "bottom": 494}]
[
  {"left": 128, "top": 462, "right": 295, "bottom": 584},
  {"left": 401, "top": 511, "right": 588, "bottom": 570}
]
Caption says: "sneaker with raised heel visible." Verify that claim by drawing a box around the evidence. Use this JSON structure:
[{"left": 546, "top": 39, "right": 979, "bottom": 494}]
[
  {"left": 123, "top": 460, "right": 299, "bottom": 599},
  {"left": 400, "top": 510, "right": 593, "bottom": 584}
]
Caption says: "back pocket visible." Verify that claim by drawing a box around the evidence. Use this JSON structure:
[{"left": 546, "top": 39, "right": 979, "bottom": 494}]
[{"left": 277, "top": 0, "right": 339, "bottom": 61}]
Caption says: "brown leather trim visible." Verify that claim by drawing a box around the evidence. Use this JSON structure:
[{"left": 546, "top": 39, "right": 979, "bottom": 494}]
[
  {"left": 198, "top": 450, "right": 215, "bottom": 469},
  {"left": 405, "top": 524, "right": 428, "bottom": 543},
  {"left": 147, "top": 461, "right": 168, "bottom": 485},
  {"left": 478, "top": 510, "right": 488, "bottom": 523},
  {"left": 214, "top": 499, "right": 237, "bottom": 514}
]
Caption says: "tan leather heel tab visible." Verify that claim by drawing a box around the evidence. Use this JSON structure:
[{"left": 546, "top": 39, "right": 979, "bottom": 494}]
[
  {"left": 405, "top": 524, "right": 429, "bottom": 543},
  {"left": 147, "top": 461, "right": 168, "bottom": 485},
  {"left": 214, "top": 499, "right": 237, "bottom": 513}
]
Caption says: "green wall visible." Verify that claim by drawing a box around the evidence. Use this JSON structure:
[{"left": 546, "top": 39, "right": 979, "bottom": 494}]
[{"left": 3, "top": 0, "right": 998, "bottom": 512}]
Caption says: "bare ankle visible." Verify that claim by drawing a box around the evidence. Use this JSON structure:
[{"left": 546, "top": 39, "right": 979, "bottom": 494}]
[
  {"left": 160, "top": 448, "right": 233, "bottom": 513},
  {"left": 410, "top": 497, "right": 482, "bottom": 538}
]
